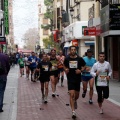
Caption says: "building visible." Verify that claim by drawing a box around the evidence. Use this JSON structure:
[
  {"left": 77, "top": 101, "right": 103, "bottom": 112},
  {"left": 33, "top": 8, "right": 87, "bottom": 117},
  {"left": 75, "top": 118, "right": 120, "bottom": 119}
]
[
  {"left": 38, "top": 0, "right": 51, "bottom": 50},
  {"left": 52, "top": 0, "right": 95, "bottom": 57},
  {"left": 0, "top": 0, "right": 16, "bottom": 53}
]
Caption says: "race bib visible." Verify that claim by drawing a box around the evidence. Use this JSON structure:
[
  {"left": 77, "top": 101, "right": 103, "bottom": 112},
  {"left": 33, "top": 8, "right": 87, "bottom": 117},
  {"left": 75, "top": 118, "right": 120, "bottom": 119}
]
[
  {"left": 20, "top": 61, "right": 23, "bottom": 65},
  {"left": 32, "top": 59, "right": 35, "bottom": 63},
  {"left": 42, "top": 65, "right": 49, "bottom": 71},
  {"left": 69, "top": 61, "right": 78, "bottom": 68},
  {"left": 97, "top": 72, "right": 108, "bottom": 86}
]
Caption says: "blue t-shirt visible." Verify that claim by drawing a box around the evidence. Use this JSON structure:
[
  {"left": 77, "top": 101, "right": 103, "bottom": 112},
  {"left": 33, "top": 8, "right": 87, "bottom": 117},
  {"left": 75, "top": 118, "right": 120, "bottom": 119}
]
[
  {"left": 28, "top": 56, "right": 37, "bottom": 68},
  {"left": 82, "top": 56, "right": 96, "bottom": 76},
  {"left": 37, "top": 58, "right": 41, "bottom": 63}
]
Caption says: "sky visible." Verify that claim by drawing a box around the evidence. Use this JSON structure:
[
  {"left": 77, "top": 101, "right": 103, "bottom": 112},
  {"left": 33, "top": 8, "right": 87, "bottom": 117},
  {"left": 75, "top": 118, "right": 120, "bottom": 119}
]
[{"left": 13, "top": 0, "right": 38, "bottom": 48}]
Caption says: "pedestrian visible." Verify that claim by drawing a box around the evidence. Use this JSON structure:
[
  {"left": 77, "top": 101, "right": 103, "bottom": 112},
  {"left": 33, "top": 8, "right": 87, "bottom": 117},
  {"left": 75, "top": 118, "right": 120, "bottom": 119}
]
[
  {"left": 0, "top": 47, "right": 10, "bottom": 112},
  {"left": 24, "top": 54, "right": 30, "bottom": 80},
  {"left": 18, "top": 55, "right": 24, "bottom": 77},
  {"left": 64, "top": 46, "right": 86, "bottom": 118},
  {"left": 81, "top": 49, "right": 96, "bottom": 104},
  {"left": 48, "top": 49, "right": 59, "bottom": 97},
  {"left": 90, "top": 52, "right": 112, "bottom": 114},
  {"left": 37, "top": 54, "right": 52, "bottom": 103},
  {"left": 28, "top": 52, "right": 37, "bottom": 82},
  {"left": 57, "top": 50, "right": 65, "bottom": 87}
]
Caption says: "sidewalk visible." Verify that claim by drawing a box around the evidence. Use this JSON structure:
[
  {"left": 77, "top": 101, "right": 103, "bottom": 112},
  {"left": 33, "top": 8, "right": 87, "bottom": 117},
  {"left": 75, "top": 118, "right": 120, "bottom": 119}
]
[{"left": 0, "top": 66, "right": 120, "bottom": 120}]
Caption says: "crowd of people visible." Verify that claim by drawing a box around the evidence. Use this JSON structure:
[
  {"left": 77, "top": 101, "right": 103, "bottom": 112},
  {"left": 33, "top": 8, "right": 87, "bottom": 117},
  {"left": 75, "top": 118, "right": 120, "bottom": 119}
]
[{"left": 0, "top": 46, "right": 112, "bottom": 119}]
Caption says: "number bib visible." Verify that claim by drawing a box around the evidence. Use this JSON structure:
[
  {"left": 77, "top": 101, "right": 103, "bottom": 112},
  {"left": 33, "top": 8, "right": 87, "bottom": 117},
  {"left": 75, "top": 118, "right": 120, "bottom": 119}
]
[
  {"left": 69, "top": 61, "right": 78, "bottom": 68},
  {"left": 42, "top": 65, "right": 49, "bottom": 71},
  {"left": 97, "top": 72, "right": 108, "bottom": 86}
]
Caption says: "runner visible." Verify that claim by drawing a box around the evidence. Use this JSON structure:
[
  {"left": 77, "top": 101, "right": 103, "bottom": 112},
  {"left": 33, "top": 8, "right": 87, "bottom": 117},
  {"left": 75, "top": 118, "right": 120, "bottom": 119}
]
[
  {"left": 24, "top": 54, "right": 30, "bottom": 80},
  {"left": 28, "top": 52, "right": 37, "bottom": 82},
  {"left": 81, "top": 49, "right": 96, "bottom": 104},
  {"left": 48, "top": 49, "right": 59, "bottom": 97},
  {"left": 35, "top": 54, "right": 41, "bottom": 81},
  {"left": 90, "top": 52, "right": 112, "bottom": 114},
  {"left": 37, "top": 54, "right": 52, "bottom": 103},
  {"left": 57, "top": 50, "right": 65, "bottom": 87},
  {"left": 18, "top": 55, "right": 24, "bottom": 77},
  {"left": 64, "top": 46, "right": 86, "bottom": 118}
]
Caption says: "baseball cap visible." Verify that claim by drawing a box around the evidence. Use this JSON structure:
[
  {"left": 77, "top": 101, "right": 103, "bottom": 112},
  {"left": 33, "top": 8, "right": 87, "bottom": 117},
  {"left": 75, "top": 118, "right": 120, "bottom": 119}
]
[{"left": 87, "top": 49, "right": 92, "bottom": 53}]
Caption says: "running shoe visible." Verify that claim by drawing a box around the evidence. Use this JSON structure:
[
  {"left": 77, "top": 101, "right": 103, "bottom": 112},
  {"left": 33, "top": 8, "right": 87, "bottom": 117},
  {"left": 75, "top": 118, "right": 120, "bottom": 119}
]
[
  {"left": 52, "top": 93, "right": 56, "bottom": 97},
  {"left": 89, "top": 99, "right": 93, "bottom": 104},
  {"left": 74, "top": 101, "right": 77, "bottom": 109},
  {"left": 82, "top": 92, "right": 86, "bottom": 98},
  {"left": 99, "top": 108, "right": 103, "bottom": 114},
  {"left": 44, "top": 97, "right": 48, "bottom": 103},
  {"left": 72, "top": 111, "right": 76, "bottom": 119}
]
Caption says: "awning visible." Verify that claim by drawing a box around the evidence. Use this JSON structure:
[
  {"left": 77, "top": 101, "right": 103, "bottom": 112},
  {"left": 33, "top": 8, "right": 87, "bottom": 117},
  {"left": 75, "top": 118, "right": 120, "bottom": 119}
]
[
  {"left": 64, "top": 42, "right": 70, "bottom": 48},
  {"left": 85, "top": 41, "right": 95, "bottom": 46}
]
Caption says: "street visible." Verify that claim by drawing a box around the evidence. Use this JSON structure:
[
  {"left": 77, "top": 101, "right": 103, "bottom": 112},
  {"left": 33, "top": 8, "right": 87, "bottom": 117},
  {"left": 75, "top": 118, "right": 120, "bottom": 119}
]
[{"left": 0, "top": 66, "right": 120, "bottom": 120}]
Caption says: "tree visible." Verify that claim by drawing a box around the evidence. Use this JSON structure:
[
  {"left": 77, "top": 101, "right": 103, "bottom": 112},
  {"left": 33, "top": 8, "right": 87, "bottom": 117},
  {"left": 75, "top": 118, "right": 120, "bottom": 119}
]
[
  {"left": 41, "top": 0, "right": 53, "bottom": 31},
  {"left": 23, "top": 28, "right": 39, "bottom": 51}
]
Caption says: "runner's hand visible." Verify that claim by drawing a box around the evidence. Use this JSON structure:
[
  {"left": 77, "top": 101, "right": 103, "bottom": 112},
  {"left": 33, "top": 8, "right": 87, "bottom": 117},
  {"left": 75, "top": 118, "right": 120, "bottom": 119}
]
[
  {"left": 65, "top": 68, "right": 69, "bottom": 74},
  {"left": 106, "top": 76, "right": 110, "bottom": 80},
  {"left": 96, "top": 71, "right": 99, "bottom": 76},
  {"left": 75, "top": 69, "right": 81, "bottom": 74}
]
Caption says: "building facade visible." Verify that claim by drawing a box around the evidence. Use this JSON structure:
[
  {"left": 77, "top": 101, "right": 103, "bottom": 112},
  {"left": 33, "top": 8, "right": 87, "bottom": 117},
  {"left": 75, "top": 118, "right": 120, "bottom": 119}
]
[{"left": 38, "top": 0, "right": 50, "bottom": 50}]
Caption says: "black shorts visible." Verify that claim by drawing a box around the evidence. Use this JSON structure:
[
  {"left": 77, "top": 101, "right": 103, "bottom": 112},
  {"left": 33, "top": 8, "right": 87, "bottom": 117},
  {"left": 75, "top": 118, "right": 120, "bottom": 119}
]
[
  {"left": 50, "top": 70, "right": 59, "bottom": 77},
  {"left": 58, "top": 68, "right": 64, "bottom": 74},
  {"left": 39, "top": 76, "right": 50, "bottom": 83},
  {"left": 96, "top": 86, "right": 109, "bottom": 103},
  {"left": 68, "top": 82, "right": 81, "bottom": 92},
  {"left": 30, "top": 67, "right": 36, "bottom": 72},
  {"left": 20, "top": 66, "right": 24, "bottom": 69}
]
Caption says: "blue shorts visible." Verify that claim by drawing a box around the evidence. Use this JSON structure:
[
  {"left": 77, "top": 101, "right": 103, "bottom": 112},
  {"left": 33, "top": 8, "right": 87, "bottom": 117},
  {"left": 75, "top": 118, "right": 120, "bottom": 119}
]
[
  {"left": 81, "top": 76, "right": 93, "bottom": 82},
  {"left": 58, "top": 68, "right": 64, "bottom": 74}
]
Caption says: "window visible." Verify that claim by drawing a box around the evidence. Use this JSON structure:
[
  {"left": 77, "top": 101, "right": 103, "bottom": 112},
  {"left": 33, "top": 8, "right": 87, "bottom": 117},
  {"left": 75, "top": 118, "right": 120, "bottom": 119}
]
[{"left": 43, "top": 30, "right": 49, "bottom": 35}]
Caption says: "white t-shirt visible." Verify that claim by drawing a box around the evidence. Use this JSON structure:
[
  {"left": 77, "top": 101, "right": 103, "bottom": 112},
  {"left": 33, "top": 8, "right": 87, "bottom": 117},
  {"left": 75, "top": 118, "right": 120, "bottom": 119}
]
[{"left": 90, "top": 61, "right": 112, "bottom": 86}]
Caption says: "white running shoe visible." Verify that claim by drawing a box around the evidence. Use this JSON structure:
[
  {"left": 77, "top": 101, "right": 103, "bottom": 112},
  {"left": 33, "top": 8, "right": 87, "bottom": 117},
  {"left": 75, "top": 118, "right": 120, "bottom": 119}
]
[
  {"left": 44, "top": 97, "right": 48, "bottom": 103},
  {"left": 72, "top": 111, "right": 76, "bottom": 119},
  {"left": 99, "top": 108, "right": 103, "bottom": 114}
]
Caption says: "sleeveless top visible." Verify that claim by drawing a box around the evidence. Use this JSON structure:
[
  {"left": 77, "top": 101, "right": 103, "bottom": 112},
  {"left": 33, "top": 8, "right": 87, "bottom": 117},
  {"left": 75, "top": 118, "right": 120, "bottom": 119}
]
[{"left": 50, "top": 57, "right": 58, "bottom": 71}]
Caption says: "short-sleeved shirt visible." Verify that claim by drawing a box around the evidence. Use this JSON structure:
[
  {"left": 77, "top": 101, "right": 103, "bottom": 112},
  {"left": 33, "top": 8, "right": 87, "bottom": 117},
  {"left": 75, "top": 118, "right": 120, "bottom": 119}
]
[
  {"left": 64, "top": 56, "right": 86, "bottom": 83},
  {"left": 37, "top": 61, "right": 52, "bottom": 77},
  {"left": 18, "top": 58, "right": 24, "bottom": 67},
  {"left": 28, "top": 56, "right": 37, "bottom": 68},
  {"left": 82, "top": 56, "right": 96, "bottom": 76}
]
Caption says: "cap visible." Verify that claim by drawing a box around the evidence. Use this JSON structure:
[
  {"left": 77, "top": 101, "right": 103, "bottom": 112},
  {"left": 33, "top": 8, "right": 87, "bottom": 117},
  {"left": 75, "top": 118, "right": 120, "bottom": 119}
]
[{"left": 87, "top": 49, "right": 92, "bottom": 53}]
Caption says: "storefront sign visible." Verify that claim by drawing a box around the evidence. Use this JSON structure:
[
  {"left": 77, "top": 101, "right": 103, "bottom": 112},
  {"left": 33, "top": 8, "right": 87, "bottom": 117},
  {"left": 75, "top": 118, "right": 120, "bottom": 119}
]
[
  {"left": 109, "top": 4, "right": 120, "bottom": 30},
  {"left": 84, "top": 27, "right": 96, "bottom": 36},
  {"left": 0, "top": 37, "right": 6, "bottom": 44},
  {"left": 52, "top": 30, "right": 60, "bottom": 42},
  {"left": 96, "top": 25, "right": 101, "bottom": 36},
  {"left": 4, "top": 0, "right": 9, "bottom": 35},
  {"left": 72, "top": 39, "right": 78, "bottom": 46},
  {"left": 100, "top": 4, "right": 120, "bottom": 33}
]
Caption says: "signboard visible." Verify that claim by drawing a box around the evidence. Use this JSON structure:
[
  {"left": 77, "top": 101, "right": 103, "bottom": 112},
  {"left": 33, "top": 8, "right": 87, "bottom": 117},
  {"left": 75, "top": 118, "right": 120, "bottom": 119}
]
[
  {"left": 84, "top": 27, "right": 96, "bottom": 36},
  {"left": 109, "top": 4, "right": 120, "bottom": 30},
  {"left": 0, "top": 37, "right": 6, "bottom": 44},
  {"left": 4, "top": 0, "right": 9, "bottom": 35},
  {"left": 96, "top": 25, "right": 101, "bottom": 36},
  {"left": 82, "top": 26, "right": 87, "bottom": 35},
  {"left": 100, "top": 4, "right": 120, "bottom": 33}
]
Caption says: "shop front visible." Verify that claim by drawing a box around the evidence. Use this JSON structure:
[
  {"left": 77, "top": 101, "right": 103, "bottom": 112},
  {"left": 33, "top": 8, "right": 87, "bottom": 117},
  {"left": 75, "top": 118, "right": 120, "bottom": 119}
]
[
  {"left": 63, "top": 21, "right": 95, "bottom": 57},
  {"left": 100, "top": 4, "right": 120, "bottom": 80}
]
